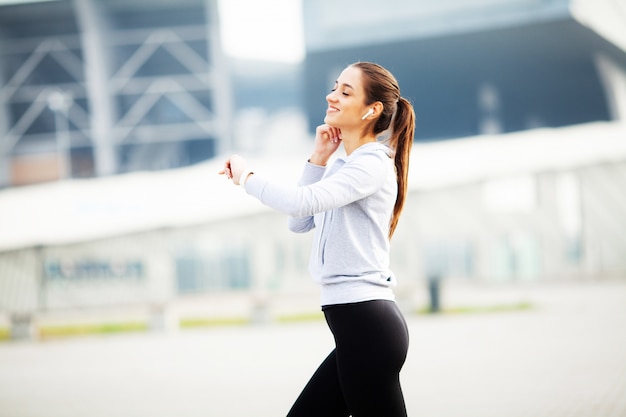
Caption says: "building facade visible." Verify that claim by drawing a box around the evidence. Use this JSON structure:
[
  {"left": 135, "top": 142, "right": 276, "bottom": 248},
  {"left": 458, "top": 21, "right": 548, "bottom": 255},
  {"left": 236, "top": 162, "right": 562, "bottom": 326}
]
[
  {"left": 1, "top": 122, "right": 625, "bottom": 338},
  {"left": 301, "top": 0, "right": 626, "bottom": 140}
]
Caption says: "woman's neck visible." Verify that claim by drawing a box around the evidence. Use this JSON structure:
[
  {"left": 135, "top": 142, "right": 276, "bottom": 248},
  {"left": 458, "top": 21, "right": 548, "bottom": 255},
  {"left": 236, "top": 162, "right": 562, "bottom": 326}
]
[{"left": 342, "top": 131, "right": 377, "bottom": 155}]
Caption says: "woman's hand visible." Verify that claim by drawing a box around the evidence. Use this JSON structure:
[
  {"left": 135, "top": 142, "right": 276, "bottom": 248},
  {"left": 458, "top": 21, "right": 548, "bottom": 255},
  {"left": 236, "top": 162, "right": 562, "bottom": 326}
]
[
  {"left": 309, "top": 124, "right": 342, "bottom": 166},
  {"left": 219, "top": 154, "right": 248, "bottom": 185}
]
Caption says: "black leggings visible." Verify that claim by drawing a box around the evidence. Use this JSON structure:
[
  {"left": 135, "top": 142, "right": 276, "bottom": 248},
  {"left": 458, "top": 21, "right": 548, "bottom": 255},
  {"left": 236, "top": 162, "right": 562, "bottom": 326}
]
[{"left": 287, "top": 299, "right": 409, "bottom": 417}]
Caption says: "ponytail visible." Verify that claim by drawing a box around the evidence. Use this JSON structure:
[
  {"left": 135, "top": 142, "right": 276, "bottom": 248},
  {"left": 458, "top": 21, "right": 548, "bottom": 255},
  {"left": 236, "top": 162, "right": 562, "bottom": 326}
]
[
  {"left": 388, "top": 97, "right": 414, "bottom": 239},
  {"left": 349, "top": 62, "right": 415, "bottom": 238}
]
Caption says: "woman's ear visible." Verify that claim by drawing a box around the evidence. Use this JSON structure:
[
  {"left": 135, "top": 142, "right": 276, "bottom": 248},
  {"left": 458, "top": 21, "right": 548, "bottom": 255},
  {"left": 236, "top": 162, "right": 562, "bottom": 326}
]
[
  {"left": 362, "top": 102, "right": 384, "bottom": 120},
  {"left": 371, "top": 102, "right": 384, "bottom": 118}
]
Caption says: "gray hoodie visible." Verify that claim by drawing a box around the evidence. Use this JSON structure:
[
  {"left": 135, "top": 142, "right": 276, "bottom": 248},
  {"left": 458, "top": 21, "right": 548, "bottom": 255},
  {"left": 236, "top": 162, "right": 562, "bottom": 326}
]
[{"left": 244, "top": 142, "right": 398, "bottom": 306}]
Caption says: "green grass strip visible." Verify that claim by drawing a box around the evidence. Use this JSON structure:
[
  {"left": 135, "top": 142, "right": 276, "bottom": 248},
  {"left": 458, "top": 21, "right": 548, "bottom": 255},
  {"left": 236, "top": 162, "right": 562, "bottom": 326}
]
[
  {"left": 6, "top": 304, "right": 531, "bottom": 342},
  {"left": 39, "top": 321, "right": 148, "bottom": 339},
  {"left": 276, "top": 312, "right": 324, "bottom": 323},
  {"left": 417, "top": 301, "right": 533, "bottom": 315},
  {"left": 179, "top": 317, "right": 250, "bottom": 328}
]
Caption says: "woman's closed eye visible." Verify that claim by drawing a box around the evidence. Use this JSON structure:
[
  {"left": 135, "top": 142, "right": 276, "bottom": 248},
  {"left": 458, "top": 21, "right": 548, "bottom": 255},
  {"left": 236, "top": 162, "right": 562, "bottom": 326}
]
[{"left": 330, "top": 88, "right": 349, "bottom": 96}]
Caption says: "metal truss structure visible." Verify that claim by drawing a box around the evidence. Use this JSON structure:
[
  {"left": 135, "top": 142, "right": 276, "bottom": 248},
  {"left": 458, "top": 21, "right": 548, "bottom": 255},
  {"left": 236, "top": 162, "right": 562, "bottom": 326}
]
[{"left": 0, "top": 0, "right": 232, "bottom": 186}]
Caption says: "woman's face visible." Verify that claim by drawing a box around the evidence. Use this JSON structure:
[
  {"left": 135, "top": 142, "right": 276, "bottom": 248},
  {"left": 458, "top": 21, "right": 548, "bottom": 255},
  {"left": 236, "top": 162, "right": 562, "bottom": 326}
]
[{"left": 324, "top": 66, "right": 370, "bottom": 128}]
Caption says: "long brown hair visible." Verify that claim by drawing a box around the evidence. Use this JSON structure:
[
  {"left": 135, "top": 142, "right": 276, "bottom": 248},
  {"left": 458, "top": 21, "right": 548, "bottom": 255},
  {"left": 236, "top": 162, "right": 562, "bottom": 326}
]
[{"left": 351, "top": 62, "right": 415, "bottom": 239}]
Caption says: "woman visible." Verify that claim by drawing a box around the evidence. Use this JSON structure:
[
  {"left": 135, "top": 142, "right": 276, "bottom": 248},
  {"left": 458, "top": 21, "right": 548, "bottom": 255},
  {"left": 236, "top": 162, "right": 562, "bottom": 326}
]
[{"left": 221, "top": 61, "right": 415, "bottom": 417}]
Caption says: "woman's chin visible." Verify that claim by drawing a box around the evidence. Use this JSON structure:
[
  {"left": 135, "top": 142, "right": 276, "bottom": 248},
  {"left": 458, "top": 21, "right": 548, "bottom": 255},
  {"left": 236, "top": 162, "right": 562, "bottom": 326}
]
[{"left": 324, "top": 114, "right": 340, "bottom": 126}]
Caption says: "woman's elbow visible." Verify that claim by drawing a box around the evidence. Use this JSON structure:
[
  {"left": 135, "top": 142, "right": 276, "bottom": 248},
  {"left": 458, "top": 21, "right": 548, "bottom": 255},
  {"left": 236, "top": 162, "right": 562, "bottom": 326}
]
[{"left": 288, "top": 217, "right": 314, "bottom": 233}]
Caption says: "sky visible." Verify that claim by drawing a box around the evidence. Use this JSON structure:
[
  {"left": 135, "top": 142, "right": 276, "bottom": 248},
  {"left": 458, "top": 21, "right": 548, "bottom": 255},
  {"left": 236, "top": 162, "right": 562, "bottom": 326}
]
[
  {"left": 217, "top": 0, "right": 305, "bottom": 62},
  {"left": 0, "top": 0, "right": 306, "bottom": 63}
]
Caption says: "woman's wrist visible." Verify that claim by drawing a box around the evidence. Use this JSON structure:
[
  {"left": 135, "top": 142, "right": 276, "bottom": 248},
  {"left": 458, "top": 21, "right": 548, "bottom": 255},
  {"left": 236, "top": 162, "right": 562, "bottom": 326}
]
[
  {"left": 308, "top": 154, "right": 328, "bottom": 166},
  {"left": 239, "top": 169, "right": 254, "bottom": 187}
]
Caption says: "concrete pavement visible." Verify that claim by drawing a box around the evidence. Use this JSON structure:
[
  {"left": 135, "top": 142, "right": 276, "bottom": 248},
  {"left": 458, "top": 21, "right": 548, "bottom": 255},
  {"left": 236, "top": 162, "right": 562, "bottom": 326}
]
[{"left": 0, "top": 280, "right": 625, "bottom": 417}]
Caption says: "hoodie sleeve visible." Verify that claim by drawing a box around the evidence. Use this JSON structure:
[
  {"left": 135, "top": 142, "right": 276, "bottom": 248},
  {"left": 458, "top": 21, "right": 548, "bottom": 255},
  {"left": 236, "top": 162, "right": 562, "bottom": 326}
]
[
  {"left": 244, "top": 149, "right": 389, "bottom": 224},
  {"left": 285, "top": 161, "right": 326, "bottom": 233}
]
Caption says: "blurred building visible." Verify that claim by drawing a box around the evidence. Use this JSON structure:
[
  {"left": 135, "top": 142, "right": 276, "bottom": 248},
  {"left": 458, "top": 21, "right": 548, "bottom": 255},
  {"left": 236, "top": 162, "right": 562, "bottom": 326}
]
[
  {"left": 1, "top": 0, "right": 626, "bottom": 339},
  {"left": 3, "top": 0, "right": 626, "bottom": 187},
  {"left": 1, "top": 121, "right": 625, "bottom": 339},
  {"left": 0, "top": 0, "right": 232, "bottom": 187},
  {"left": 302, "top": 0, "right": 626, "bottom": 140}
]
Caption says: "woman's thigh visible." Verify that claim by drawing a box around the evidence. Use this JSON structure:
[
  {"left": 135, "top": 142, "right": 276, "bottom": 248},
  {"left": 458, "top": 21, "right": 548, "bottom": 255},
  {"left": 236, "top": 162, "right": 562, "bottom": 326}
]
[
  {"left": 326, "top": 300, "right": 409, "bottom": 417},
  {"left": 286, "top": 349, "right": 349, "bottom": 417}
]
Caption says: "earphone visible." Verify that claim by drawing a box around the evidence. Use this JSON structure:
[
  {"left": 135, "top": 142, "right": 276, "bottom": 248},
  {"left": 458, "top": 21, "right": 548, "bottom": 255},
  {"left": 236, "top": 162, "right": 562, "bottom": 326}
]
[{"left": 361, "top": 108, "right": 374, "bottom": 120}]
